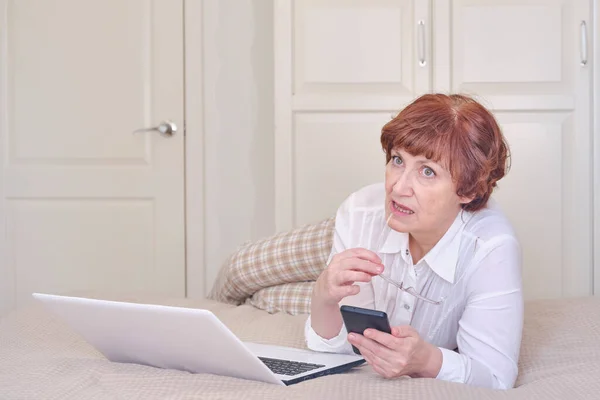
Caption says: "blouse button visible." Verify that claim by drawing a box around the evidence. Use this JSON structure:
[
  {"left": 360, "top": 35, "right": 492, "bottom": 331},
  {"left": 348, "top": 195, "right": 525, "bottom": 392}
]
[{"left": 404, "top": 304, "right": 410, "bottom": 310}]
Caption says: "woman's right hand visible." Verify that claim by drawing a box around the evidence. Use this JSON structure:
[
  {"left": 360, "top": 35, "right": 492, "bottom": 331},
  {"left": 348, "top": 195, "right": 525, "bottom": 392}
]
[{"left": 313, "top": 248, "right": 384, "bottom": 306}]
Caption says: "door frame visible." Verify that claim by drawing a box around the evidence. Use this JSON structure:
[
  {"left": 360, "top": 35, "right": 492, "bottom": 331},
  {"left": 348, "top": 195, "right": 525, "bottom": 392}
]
[
  {"left": 0, "top": 0, "right": 7, "bottom": 313},
  {"left": 184, "top": 0, "right": 206, "bottom": 299},
  {"left": 593, "top": 0, "right": 599, "bottom": 295}
]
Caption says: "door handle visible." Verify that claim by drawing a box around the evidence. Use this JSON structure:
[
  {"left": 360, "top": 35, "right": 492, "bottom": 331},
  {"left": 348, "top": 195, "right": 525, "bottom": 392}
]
[
  {"left": 580, "top": 21, "right": 588, "bottom": 66},
  {"left": 418, "top": 20, "right": 426, "bottom": 67},
  {"left": 133, "top": 120, "right": 177, "bottom": 136}
]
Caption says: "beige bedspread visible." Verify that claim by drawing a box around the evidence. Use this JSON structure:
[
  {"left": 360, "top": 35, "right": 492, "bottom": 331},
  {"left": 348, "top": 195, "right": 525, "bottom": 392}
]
[{"left": 1, "top": 294, "right": 599, "bottom": 399}]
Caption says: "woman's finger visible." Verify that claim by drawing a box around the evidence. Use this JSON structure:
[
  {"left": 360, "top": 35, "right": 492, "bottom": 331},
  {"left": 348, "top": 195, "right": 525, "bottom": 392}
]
[
  {"left": 355, "top": 342, "right": 396, "bottom": 378},
  {"left": 336, "top": 248, "right": 383, "bottom": 265},
  {"left": 335, "top": 270, "right": 373, "bottom": 285},
  {"left": 343, "top": 258, "right": 384, "bottom": 276},
  {"left": 349, "top": 333, "right": 396, "bottom": 364},
  {"left": 364, "top": 328, "right": 402, "bottom": 351}
]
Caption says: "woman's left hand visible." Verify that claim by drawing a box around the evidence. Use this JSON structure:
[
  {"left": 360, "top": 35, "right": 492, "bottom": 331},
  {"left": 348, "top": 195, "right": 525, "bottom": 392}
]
[{"left": 347, "top": 325, "right": 443, "bottom": 379}]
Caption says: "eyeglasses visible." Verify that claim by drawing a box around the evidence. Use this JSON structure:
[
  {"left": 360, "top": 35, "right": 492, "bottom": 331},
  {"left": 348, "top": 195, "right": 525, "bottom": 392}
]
[{"left": 374, "top": 214, "right": 445, "bottom": 306}]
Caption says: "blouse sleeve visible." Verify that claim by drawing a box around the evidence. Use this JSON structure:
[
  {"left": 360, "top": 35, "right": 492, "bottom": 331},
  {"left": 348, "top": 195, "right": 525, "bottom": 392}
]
[{"left": 304, "top": 193, "right": 376, "bottom": 354}]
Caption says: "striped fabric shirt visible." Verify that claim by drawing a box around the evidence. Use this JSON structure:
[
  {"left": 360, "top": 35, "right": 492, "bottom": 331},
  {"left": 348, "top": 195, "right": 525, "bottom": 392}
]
[{"left": 305, "top": 183, "right": 524, "bottom": 389}]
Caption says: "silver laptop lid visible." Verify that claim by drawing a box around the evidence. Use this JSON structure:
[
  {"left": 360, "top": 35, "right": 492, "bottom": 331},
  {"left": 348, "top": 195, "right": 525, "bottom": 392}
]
[{"left": 32, "top": 293, "right": 284, "bottom": 385}]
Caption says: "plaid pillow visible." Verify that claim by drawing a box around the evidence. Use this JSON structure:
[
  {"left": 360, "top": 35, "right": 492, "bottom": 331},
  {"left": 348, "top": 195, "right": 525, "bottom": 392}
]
[
  {"left": 245, "top": 282, "right": 315, "bottom": 315},
  {"left": 208, "top": 217, "right": 335, "bottom": 314}
]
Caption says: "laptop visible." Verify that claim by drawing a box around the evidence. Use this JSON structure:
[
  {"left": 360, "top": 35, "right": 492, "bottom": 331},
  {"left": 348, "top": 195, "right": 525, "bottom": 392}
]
[{"left": 32, "top": 293, "right": 365, "bottom": 386}]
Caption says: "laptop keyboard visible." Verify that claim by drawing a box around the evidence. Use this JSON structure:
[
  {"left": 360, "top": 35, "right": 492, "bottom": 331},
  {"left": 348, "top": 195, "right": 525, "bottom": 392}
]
[{"left": 258, "top": 357, "right": 325, "bottom": 376}]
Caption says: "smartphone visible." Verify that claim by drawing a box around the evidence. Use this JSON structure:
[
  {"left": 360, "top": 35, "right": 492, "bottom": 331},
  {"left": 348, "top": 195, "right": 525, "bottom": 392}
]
[{"left": 339, "top": 305, "right": 392, "bottom": 355}]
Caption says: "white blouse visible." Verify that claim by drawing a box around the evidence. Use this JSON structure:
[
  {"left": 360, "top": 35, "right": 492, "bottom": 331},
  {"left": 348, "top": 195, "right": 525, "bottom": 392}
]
[{"left": 305, "top": 183, "right": 524, "bottom": 389}]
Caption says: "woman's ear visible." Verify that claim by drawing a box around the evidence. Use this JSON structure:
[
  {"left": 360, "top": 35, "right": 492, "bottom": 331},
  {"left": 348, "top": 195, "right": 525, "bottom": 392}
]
[{"left": 458, "top": 194, "right": 475, "bottom": 205}]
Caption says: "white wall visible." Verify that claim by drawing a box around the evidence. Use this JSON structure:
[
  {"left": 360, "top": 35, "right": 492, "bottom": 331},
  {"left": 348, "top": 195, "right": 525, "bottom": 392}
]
[{"left": 202, "top": 0, "right": 275, "bottom": 293}]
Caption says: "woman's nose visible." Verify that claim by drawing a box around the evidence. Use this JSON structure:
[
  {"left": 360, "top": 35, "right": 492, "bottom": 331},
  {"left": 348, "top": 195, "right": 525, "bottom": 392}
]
[{"left": 392, "top": 172, "right": 413, "bottom": 196}]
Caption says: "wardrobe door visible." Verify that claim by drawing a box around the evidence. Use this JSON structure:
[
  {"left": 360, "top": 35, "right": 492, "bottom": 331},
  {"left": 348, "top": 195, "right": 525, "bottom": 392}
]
[{"left": 434, "top": 0, "right": 593, "bottom": 299}]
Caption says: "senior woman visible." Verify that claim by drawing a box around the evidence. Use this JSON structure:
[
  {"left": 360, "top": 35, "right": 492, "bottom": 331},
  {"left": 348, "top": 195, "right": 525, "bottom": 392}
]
[{"left": 305, "top": 93, "right": 523, "bottom": 390}]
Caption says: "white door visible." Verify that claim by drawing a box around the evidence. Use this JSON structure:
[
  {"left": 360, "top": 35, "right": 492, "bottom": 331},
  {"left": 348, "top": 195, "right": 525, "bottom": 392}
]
[
  {"left": 0, "top": 0, "right": 186, "bottom": 317},
  {"left": 438, "top": 0, "right": 592, "bottom": 299}
]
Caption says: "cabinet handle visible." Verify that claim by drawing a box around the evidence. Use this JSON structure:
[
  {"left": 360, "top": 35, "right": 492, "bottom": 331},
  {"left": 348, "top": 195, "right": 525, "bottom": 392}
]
[
  {"left": 580, "top": 21, "right": 588, "bottom": 66},
  {"left": 418, "top": 20, "right": 426, "bottom": 67}
]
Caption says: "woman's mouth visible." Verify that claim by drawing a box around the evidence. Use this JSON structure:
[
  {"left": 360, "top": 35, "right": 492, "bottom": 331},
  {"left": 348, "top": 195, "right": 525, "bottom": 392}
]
[{"left": 392, "top": 201, "right": 414, "bottom": 215}]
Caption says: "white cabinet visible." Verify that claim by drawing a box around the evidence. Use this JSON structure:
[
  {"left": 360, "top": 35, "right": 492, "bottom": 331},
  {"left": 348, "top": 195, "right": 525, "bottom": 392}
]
[{"left": 274, "top": 0, "right": 594, "bottom": 300}]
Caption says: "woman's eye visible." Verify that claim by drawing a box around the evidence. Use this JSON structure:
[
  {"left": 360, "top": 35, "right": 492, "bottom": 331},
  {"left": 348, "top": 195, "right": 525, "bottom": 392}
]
[
  {"left": 392, "top": 156, "right": 403, "bottom": 165},
  {"left": 422, "top": 167, "right": 435, "bottom": 177}
]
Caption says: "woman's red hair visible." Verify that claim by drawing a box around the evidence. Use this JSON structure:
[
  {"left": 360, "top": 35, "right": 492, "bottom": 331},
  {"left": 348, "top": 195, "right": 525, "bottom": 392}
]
[{"left": 380, "top": 93, "right": 510, "bottom": 212}]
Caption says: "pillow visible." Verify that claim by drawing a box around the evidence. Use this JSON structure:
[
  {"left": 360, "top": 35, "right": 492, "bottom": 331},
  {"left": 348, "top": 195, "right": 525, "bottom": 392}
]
[
  {"left": 208, "top": 217, "right": 335, "bottom": 313},
  {"left": 245, "top": 282, "right": 315, "bottom": 315}
]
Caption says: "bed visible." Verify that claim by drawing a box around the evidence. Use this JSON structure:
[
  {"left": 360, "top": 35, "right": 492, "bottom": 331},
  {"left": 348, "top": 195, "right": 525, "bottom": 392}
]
[{"left": 1, "top": 218, "right": 599, "bottom": 399}]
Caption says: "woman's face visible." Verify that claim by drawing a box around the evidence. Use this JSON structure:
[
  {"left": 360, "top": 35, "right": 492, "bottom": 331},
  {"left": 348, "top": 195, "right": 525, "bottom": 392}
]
[{"left": 384, "top": 148, "right": 472, "bottom": 239}]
